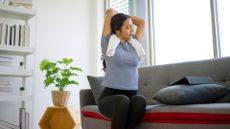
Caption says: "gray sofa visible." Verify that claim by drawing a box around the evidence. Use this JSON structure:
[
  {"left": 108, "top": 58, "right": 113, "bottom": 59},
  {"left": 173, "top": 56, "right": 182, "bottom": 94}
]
[{"left": 80, "top": 57, "right": 230, "bottom": 129}]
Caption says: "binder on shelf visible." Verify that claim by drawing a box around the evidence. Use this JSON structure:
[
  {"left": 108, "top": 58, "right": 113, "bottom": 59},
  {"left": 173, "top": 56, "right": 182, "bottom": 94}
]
[
  {"left": 25, "top": 112, "right": 30, "bottom": 129},
  {"left": 5, "top": 24, "right": 10, "bottom": 46},
  {"left": 0, "top": 56, "right": 13, "bottom": 68},
  {"left": 15, "top": 25, "right": 20, "bottom": 47},
  {"left": 9, "top": 0, "right": 33, "bottom": 9},
  {"left": 0, "top": 56, "right": 16, "bottom": 70},
  {"left": 19, "top": 25, "right": 24, "bottom": 47},
  {"left": 24, "top": 25, "right": 29, "bottom": 47},
  {"left": 0, "top": 80, "right": 10, "bottom": 85},
  {"left": 0, "top": 23, "right": 2, "bottom": 46},
  {"left": 10, "top": 25, "right": 15, "bottom": 46},
  {"left": 0, "top": 23, "right": 30, "bottom": 48},
  {"left": 0, "top": 23, "right": 6, "bottom": 46},
  {"left": 0, "top": 80, "right": 12, "bottom": 93},
  {"left": 0, "top": 85, "right": 13, "bottom": 92},
  {"left": 19, "top": 108, "right": 26, "bottom": 129}
]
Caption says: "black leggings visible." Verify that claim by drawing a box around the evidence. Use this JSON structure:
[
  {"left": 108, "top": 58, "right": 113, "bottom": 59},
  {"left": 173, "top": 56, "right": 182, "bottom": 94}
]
[{"left": 98, "top": 87, "right": 146, "bottom": 129}]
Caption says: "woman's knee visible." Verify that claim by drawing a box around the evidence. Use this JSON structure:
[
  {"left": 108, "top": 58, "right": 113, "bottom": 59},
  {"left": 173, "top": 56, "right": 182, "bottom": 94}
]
[
  {"left": 98, "top": 94, "right": 129, "bottom": 118},
  {"left": 131, "top": 94, "right": 146, "bottom": 103},
  {"left": 130, "top": 94, "right": 147, "bottom": 108},
  {"left": 113, "top": 94, "right": 130, "bottom": 105}
]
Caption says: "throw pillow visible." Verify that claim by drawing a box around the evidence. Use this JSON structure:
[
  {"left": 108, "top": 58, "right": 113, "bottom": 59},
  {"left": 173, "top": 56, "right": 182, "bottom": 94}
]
[
  {"left": 87, "top": 75, "right": 104, "bottom": 104},
  {"left": 153, "top": 84, "right": 230, "bottom": 105},
  {"left": 170, "top": 76, "right": 214, "bottom": 85}
]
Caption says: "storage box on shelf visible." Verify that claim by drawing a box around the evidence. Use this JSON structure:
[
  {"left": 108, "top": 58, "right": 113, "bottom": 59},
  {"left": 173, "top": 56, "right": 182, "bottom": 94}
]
[{"left": 0, "top": 4, "right": 35, "bottom": 129}]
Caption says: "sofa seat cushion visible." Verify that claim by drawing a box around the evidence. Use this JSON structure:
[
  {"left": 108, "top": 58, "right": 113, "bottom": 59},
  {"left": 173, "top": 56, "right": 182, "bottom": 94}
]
[{"left": 81, "top": 103, "right": 230, "bottom": 124}]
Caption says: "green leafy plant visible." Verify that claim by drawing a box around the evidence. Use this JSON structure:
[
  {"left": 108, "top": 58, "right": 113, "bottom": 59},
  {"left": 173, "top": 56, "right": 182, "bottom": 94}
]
[{"left": 40, "top": 58, "right": 83, "bottom": 91}]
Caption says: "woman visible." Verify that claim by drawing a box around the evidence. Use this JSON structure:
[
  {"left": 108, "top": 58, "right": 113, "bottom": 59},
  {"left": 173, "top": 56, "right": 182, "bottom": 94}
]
[{"left": 98, "top": 8, "right": 146, "bottom": 129}]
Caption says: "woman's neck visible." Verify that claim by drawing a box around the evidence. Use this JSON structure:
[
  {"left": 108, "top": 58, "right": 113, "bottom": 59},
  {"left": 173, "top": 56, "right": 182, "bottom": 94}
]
[{"left": 118, "top": 35, "right": 126, "bottom": 43}]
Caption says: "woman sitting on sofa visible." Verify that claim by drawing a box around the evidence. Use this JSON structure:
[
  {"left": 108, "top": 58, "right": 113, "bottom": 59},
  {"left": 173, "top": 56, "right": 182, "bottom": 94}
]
[{"left": 98, "top": 8, "right": 147, "bottom": 129}]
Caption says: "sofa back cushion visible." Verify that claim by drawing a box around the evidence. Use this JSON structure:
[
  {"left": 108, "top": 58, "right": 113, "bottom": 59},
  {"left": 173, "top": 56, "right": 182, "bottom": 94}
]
[
  {"left": 138, "top": 57, "right": 230, "bottom": 104},
  {"left": 87, "top": 76, "right": 104, "bottom": 104}
]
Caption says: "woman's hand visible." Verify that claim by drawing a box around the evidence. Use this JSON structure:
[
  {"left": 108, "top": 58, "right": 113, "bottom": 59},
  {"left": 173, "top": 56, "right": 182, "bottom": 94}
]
[
  {"left": 131, "top": 16, "right": 145, "bottom": 42},
  {"left": 106, "top": 8, "right": 117, "bottom": 17}
]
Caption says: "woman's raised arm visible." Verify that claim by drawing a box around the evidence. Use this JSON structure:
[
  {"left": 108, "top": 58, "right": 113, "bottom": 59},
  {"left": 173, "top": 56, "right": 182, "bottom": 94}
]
[
  {"left": 102, "top": 8, "right": 117, "bottom": 36},
  {"left": 131, "top": 16, "right": 145, "bottom": 42}
]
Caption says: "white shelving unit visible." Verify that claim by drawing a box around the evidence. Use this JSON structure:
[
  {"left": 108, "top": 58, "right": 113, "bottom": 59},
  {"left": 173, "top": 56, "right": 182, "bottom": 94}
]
[
  {"left": 0, "top": 4, "right": 36, "bottom": 129},
  {"left": 0, "top": 4, "right": 35, "bottom": 19},
  {"left": 0, "top": 69, "right": 33, "bottom": 77},
  {"left": 0, "top": 46, "right": 35, "bottom": 55},
  {"left": 0, "top": 95, "right": 33, "bottom": 101}
]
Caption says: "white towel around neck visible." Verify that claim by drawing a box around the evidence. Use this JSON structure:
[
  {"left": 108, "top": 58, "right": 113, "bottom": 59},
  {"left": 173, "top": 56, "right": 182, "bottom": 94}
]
[{"left": 106, "top": 34, "right": 146, "bottom": 61}]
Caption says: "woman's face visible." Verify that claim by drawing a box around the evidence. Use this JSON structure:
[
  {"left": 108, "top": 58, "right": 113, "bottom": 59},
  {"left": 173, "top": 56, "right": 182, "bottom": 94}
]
[{"left": 117, "top": 18, "right": 134, "bottom": 41}]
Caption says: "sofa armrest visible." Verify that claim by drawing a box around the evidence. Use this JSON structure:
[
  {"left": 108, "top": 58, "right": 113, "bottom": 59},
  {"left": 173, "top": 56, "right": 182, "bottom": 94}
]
[{"left": 80, "top": 89, "right": 96, "bottom": 108}]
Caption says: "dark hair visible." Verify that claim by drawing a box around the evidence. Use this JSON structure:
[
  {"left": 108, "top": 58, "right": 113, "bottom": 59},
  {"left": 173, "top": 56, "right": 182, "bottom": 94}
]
[
  {"left": 101, "top": 55, "right": 106, "bottom": 72},
  {"left": 111, "top": 13, "right": 130, "bottom": 34},
  {"left": 102, "top": 13, "right": 130, "bottom": 72}
]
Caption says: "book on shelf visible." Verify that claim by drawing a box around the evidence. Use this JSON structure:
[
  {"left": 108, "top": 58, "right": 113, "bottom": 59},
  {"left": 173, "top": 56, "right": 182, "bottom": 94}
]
[
  {"left": 0, "top": 56, "right": 16, "bottom": 70},
  {"left": 0, "top": 80, "right": 13, "bottom": 94},
  {"left": 14, "top": 25, "right": 20, "bottom": 47},
  {"left": 0, "top": 56, "right": 13, "bottom": 61},
  {"left": 19, "top": 25, "right": 24, "bottom": 47},
  {"left": 0, "top": 23, "right": 30, "bottom": 47},
  {"left": 9, "top": 0, "right": 33, "bottom": 9},
  {"left": 0, "top": 120, "right": 20, "bottom": 129},
  {"left": 24, "top": 25, "right": 29, "bottom": 47},
  {"left": 25, "top": 112, "right": 30, "bottom": 129},
  {"left": 0, "top": 81, "right": 10, "bottom": 85},
  {"left": 0, "top": 23, "right": 2, "bottom": 46},
  {"left": 0, "top": 60, "right": 12, "bottom": 66},
  {"left": 10, "top": 25, "right": 15, "bottom": 46},
  {"left": 0, "top": 85, "right": 13, "bottom": 92},
  {"left": 5, "top": 24, "right": 10, "bottom": 46},
  {"left": 0, "top": 23, "right": 5, "bottom": 46},
  {"left": 19, "top": 108, "right": 26, "bottom": 129}
]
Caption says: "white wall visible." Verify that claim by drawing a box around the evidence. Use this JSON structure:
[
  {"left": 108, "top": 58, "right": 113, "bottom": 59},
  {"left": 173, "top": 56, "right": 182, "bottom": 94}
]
[{"left": 33, "top": 0, "right": 104, "bottom": 129}]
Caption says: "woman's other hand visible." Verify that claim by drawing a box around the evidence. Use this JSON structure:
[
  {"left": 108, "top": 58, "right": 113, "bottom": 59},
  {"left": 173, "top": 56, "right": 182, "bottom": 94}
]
[{"left": 106, "top": 8, "right": 117, "bottom": 17}]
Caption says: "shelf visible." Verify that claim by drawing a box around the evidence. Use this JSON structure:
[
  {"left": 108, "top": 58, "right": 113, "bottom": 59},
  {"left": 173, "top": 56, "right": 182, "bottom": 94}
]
[
  {"left": 0, "top": 69, "right": 33, "bottom": 77},
  {"left": 0, "top": 5, "right": 35, "bottom": 19},
  {"left": 0, "top": 2, "right": 36, "bottom": 128},
  {"left": 0, "top": 95, "right": 32, "bottom": 101},
  {"left": 0, "top": 46, "right": 35, "bottom": 56}
]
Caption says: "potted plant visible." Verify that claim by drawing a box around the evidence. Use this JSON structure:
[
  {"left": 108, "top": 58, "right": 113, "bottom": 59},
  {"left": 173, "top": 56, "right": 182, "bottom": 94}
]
[{"left": 40, "top": 58, "right": 82, "bottom": 106}]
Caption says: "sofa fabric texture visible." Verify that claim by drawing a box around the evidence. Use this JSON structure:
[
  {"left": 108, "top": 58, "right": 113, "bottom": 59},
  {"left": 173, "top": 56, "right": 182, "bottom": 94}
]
[{"left": 81, "top": 57, "right": 230, "bottom": 129}]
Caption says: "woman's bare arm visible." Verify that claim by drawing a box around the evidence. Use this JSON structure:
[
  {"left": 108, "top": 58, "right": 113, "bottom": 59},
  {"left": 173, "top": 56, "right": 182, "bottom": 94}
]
[
  {"left": 131, "top": 16, "right": 145, "bottom": 42},
  {"left": 102, "top": 8, "right": 117, "bottom": 36}
]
